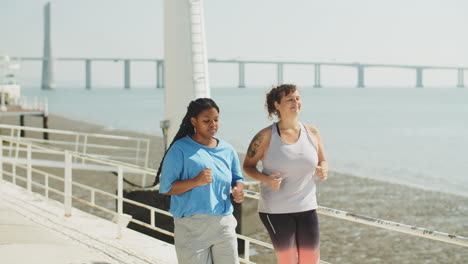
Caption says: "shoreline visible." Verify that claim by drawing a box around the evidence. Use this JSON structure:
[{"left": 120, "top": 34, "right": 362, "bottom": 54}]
[{"left": 1, "top": 113, "right": 468, "bottom": 263}]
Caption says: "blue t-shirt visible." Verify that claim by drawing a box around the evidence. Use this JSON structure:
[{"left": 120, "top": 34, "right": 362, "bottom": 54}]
[{"left": 159, "top": 136, "right": 245, "bottom": 219}]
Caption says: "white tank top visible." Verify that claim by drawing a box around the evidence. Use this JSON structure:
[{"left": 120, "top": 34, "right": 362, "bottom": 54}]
[{"left": 259, "top": 122, "right": 319, "bottom": 213}]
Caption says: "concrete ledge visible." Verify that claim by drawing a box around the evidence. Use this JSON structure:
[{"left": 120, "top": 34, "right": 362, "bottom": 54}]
[{"left": 0, "top": 180, "right": 178, "bottom": 264}]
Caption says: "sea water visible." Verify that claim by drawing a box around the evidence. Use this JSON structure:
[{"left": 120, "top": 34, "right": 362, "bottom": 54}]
[{"left": 21, "top": 86, "right": 468, "bottom": 197}]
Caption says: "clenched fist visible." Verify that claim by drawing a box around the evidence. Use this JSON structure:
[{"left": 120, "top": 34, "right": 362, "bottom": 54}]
[
  {"left": 315, "top": 165, "right": 328, "bottom": 181},
  {"left": 267, "top": 172, "right": 282, "bottom": 190},
  {"left": 232, "top": 183, "right": 245, "bottom": 203},
  {"left": 195, "top": 168, "right": 213, "bottom": 186}
]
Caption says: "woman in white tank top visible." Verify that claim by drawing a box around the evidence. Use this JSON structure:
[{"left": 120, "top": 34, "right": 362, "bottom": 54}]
[{"left": 243, "top": 84, "right": 328, "bottom": 264}]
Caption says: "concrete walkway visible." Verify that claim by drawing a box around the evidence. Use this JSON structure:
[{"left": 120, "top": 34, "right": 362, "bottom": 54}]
[{"left": 0, "top": 181, "right": 178, "bottom": 264}]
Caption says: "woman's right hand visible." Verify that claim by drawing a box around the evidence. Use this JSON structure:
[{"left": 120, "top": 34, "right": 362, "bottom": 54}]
[
  {"left": 267, "top": 172, "right": 282, "bottom": 190},
  {"left": 195, "top": 168, "right": 213, "bottom": 186}
]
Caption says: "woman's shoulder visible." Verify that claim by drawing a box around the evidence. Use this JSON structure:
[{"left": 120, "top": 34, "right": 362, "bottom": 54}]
[
  {"left": 256, "top": 124, "right": 274, "bottom": 137},
  {"left": 247, "top": 125, "right": 273, "bottom": 151},
  {"left": 170, "top": 136, "right": 192, "bottom": 150},
  {"left": 247, "top": 125, "right": 273, "bottom": 146},
  {"left": 303, "top": 123, "right": 320, "bottom": 135},
  {"left": 302, "top": 123, "right": 323, "bottom": 145}
]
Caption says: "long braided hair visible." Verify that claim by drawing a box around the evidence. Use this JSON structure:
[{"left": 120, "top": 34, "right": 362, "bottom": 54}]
[{"left": 153, "top": 98, "right": 219, "bottom": 186}]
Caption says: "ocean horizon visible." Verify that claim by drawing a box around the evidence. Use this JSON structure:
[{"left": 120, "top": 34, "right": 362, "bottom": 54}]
[{"left": 20, "top": 85, "right": 468, "bottom": 198}]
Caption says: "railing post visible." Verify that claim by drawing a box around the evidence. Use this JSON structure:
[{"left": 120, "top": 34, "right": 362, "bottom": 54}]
[
  {"left": 144, "top": 139, "right": 150, "bottom": 168},
  {"left": 12, "top": 140, "right": 17, "bottom": 185},
  {"left": 13, "top": 130, "right": 20, "bottom": 184},
  {"left": 135, "top": 140, "right": 141, "bottom": 165},
  {"left": 113, "top": 166, "right": 131, "bottom": 238},
  {"left": 74, "top": 134, "right": 80, "bottom": 163},
  {"left": 74, "top": 134, "right": 80, "bottom": 152},
  {"left": 8, "top": 129, "right": 14, "bottom": 157},
  {"left": 117, "top": 166, "right": 123, "bottom": 215},
  {"left": 244, "top": 239, "right": 250, "bottom": 262},
  {"left": 27, "top": 144, "right": 32, "bottom": 192},
  {"left": 81, "top": 135, "right": 88, "bottom": 165},
  {"left": 150, "top": 208, "right": 155, "bottom": 227},
  {"left": 116, "top": 166, "right": 130, "bottom": 238},
  {"left": 64, "top": 151, "right": 72, "bottom": 217},
  {"left": 144, "top": 139, "right": 150, "bottom": 184}
]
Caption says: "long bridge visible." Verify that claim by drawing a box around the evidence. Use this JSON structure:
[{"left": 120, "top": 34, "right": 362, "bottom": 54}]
[
  {"left": 14, "top": 56, "right": 468, "bottom": 89},
  {"left": 13, "top": 2, "right": 467, "bottom": 90}
]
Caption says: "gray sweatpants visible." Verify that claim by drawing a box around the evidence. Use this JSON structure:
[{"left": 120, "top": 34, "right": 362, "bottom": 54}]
[{"left": 174, "top": 214, "right": 239, "bottom": 264}]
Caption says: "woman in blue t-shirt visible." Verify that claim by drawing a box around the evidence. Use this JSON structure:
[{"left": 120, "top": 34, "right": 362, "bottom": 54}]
[{"left": 156, "top": 98, "right": 245, "bottom": 264}]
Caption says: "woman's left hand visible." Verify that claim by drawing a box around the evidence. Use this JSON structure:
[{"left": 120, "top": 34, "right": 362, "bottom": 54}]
[
  {"left": 232, "top": 183, "right": 245, "bottom": 203},
  {"left": 315, "top": 165, "right": 328, "bottom": 181}
]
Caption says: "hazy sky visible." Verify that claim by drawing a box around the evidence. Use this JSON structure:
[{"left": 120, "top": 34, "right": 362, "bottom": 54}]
[{"left": 1, "top": 0, "right": 467, "bottom": 87}]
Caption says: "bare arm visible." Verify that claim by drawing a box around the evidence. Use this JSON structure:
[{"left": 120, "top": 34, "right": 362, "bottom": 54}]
[
  {"left": 243, "top": 127, "right": 282, "bottom": 190},
  {"left": 162, "top": 168, "right": 213, "bottom": 195},
  {"left": 306, "top": 124, "right": 328, "bottom": 180}
]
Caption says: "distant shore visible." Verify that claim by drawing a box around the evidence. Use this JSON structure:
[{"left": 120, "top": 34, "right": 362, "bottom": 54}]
[{"left": 1, "top": 113, "right": 467, "bottom": 264}]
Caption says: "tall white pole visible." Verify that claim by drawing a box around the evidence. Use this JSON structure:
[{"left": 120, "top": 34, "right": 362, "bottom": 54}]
[
  {"left": 41, "top": 2, "right": 55, "bottom": 90},
  {"left": 162, "top": 0, "right": 211, "bottom": 147}
]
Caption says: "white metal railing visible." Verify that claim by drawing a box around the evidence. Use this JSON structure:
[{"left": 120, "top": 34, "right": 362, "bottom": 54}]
[
  {"left": 243, "top": 190, "right": 468, "bottom": 249},
  {"left": 0, "top": 124, "right": 150, "bottom": 171},
  {"left": 1, "top": 137, "right": 467, "bottom": 263}
]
